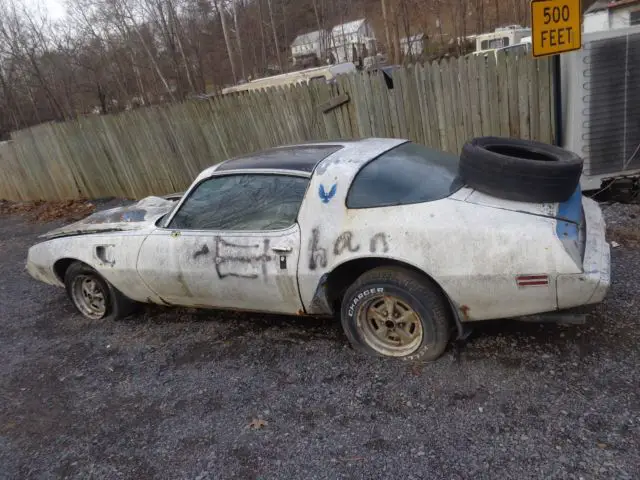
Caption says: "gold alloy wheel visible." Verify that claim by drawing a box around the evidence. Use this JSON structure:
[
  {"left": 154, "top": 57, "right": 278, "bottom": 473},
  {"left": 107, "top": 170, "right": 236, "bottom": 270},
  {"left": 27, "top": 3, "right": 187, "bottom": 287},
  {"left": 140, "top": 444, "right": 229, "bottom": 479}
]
[{"left": 357, "top": 294, "right": 423, "bottom": 356}]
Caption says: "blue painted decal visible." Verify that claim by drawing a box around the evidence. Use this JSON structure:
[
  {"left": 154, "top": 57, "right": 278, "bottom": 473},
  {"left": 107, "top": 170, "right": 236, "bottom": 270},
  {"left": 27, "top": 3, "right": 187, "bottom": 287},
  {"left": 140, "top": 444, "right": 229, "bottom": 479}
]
[
  {"left": 319, "top": 183, "right": 337, "bottom": 204},
  {"left": 120, "top": 210, "right": 145, "bottom": 222},
  {"left": 556, "top": 186, "right": 582, "bottom": 241}
]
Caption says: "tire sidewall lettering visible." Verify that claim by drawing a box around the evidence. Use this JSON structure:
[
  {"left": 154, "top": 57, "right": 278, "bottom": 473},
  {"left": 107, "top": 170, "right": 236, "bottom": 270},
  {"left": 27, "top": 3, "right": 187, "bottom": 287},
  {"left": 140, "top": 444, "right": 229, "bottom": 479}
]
[{"left": 347, "top": 287, "right": 384, "bottom": 318}]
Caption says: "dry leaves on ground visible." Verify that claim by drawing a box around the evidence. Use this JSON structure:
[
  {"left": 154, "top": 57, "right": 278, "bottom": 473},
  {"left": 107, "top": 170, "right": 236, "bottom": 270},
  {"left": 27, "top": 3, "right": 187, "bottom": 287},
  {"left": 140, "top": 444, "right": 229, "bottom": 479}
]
[
  {"left": 247, "top": 418, "right": 268, "bottom": 430},
  {"left": 609, "top": 226, "right": 640, "bottom": 248},
  {"left": 0, "top": 199, "right": 95, "bottom": 223}
]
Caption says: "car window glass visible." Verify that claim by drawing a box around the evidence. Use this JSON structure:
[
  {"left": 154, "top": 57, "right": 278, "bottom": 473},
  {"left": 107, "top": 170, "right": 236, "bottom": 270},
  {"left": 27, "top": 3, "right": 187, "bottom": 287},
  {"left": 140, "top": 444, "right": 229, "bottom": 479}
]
[
  {"left": 346, "top": 142, "right": 463, "bottom": 209},
  {"left": 169, "top": 174, "right": 309, "bottom": 231}
]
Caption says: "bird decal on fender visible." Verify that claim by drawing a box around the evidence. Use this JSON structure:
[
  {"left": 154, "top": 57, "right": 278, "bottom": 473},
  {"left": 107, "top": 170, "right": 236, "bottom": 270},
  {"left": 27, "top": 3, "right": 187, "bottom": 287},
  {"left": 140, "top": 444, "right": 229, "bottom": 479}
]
[{"left": 319, "top": 183, "right": 337, "bottom": 204}]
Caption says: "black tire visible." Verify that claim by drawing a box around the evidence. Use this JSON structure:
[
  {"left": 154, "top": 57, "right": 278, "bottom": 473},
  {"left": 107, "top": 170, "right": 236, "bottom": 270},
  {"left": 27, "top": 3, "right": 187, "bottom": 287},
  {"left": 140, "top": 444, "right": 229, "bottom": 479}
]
[
  {"left": 64, "top": 261, "right": 136, "bottom": 321},
  {"left": 459, "top": 136, "right": 583, "bottom": 203},
  {"left": 340, "top": 267, "right": 452, "bottom": 362}
]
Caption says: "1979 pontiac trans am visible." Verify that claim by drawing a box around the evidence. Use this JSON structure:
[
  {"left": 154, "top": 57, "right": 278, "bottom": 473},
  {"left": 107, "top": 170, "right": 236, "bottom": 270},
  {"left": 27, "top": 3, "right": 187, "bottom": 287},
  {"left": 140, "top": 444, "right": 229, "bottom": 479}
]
[{"left": 27, "top": 138, "right": 610, "bottom": 361}]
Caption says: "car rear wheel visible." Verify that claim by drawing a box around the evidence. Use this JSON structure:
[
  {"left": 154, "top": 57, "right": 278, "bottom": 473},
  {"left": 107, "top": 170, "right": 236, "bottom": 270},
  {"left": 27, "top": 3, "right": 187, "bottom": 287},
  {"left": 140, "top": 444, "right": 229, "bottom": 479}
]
[
  {"left": 64, "top": 262, "right": 135, "bottom": 321},
  {"left": 340, "top": 267, "right": 452, "bottom": 361}
]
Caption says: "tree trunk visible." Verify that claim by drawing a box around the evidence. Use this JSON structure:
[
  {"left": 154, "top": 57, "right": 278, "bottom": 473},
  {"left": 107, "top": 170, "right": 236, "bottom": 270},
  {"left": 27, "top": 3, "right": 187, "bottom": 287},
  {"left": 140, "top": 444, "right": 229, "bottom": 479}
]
[
  {"left": 257, "top": 0, "right": 267, "bottom": 74},
  {"left": 392, "top": 0, "right": 401, "bottom": 64},
  {"left": 215, "top": 0, "right": 238, "bottom": 83},
  {"left": 232, "top": 0, "right": 246, "bottom": 80},
  {"left": 266, "top": 0, "right": 283, "bottom": 71},
  {"left": 130, "top": 50, "right": 147, "bottom": 105},
  {"left": 311, "top": 0, "right": 326, "bottom": 62},
  {"left": 97, "top": 82, "right": 108, "bottom": 114},
  {"left": 168, "top": 0, "right": 196, "bottom": 94},
  {"left": 380, "top": 0, "right": 393, "bottom": 62},
  {"left": 118, "top": 0, "right": 176, "bottom": 102}
]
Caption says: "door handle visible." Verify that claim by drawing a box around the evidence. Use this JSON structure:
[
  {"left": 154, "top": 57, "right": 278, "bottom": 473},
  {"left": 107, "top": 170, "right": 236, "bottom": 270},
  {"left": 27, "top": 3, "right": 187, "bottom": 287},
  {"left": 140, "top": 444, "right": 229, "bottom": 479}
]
[{"left": 272, "top": 245, "right": 292, "bottom": 253}]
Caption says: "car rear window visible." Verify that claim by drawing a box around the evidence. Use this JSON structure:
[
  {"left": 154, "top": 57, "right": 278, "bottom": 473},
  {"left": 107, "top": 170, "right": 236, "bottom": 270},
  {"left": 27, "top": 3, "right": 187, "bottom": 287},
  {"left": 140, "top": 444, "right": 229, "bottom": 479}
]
[{"left": 346, "top": 142, "right": 463, "bottom": 208}]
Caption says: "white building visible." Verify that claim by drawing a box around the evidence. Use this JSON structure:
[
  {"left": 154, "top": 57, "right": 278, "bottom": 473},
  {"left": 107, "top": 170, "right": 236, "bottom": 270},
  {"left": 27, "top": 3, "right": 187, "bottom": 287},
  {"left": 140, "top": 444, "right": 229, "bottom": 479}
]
[
  {"left": 583, "top": 0, "right": 640, "bottom": 33},
  {"left": 290, "top": 30, "right": 329, "bottom": 65},
  {"left": 329, "top": 19, "right": 376, "bottom": 64},
  {"left": 400, "top": 33, "right": 426, "bottom": 57}
]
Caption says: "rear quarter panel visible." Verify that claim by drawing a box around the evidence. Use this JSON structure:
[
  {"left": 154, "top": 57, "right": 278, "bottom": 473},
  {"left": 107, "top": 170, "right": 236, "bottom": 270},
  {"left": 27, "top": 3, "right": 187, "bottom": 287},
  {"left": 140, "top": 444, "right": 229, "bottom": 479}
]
[{"left": 297, "top": 167, "right": 579, "bottom": 320}]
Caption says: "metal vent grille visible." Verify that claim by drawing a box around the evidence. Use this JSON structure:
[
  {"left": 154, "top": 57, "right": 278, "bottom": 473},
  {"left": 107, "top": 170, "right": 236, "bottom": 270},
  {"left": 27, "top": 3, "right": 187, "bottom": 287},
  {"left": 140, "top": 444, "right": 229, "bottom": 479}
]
[{"left": 583, "top": 34, "right": 640, "bottom": 176}]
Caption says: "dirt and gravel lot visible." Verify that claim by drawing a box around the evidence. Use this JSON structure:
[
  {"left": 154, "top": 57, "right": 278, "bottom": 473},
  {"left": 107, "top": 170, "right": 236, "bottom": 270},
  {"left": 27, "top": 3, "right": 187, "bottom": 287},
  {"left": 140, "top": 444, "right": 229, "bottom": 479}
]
[{"left": 1, "top": 200, "right": 639, "bottom": 480}]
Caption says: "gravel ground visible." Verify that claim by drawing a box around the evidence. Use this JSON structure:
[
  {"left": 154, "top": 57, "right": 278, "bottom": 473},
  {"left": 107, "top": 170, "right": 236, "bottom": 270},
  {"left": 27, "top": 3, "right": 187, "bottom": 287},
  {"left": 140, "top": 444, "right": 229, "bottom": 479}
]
[{"left": 1, "top": 201, "right": 639, "bottom": 480}]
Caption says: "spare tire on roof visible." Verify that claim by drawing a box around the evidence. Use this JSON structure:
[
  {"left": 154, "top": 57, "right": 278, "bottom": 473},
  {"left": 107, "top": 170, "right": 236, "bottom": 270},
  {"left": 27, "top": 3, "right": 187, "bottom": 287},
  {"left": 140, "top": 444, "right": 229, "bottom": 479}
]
[{"left": 459, "top": 137, "right": 583, "bottom": 203}]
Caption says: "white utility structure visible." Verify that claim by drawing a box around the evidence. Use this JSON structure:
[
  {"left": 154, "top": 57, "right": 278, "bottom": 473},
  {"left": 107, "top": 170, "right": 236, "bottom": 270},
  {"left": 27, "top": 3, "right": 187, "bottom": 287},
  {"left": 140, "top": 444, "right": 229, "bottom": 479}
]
[
  {"left": 561, "top": 26, "right": 640, "bottom": 189},
  {"left": 220, "top": 63, "right": 356, "bottom": 95},
  {"left": 474, "top": 25, "right": 532, "bottom": 51}
]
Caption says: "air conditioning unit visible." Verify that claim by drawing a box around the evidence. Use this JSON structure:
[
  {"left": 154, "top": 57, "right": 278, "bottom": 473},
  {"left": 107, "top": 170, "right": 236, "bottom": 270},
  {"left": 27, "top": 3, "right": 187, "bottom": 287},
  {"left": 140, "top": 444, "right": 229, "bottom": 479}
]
[{"left": 561, "top": 26, "right": 640, "bottom": 190}]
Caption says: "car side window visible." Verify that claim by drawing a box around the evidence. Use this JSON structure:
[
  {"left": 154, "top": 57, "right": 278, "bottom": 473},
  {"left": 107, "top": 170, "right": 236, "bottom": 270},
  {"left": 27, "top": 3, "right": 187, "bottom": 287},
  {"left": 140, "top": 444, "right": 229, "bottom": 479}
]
[
  {"left": 169, "top": 174, "right": 309, "bottom": 231},
  {"left": 346, "top": 142, "right": 463, "bottom": 209}
]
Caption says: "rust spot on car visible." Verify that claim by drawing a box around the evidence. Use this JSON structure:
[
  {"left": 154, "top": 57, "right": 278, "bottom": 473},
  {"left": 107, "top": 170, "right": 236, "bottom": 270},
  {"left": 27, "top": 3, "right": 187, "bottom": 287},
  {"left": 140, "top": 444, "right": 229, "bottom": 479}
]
[
  {"left": 460, "top": 305, "right": 470, "bottom": 321},
  {"left": 297, "top": 309, "right": 305, "bottom": 316}
]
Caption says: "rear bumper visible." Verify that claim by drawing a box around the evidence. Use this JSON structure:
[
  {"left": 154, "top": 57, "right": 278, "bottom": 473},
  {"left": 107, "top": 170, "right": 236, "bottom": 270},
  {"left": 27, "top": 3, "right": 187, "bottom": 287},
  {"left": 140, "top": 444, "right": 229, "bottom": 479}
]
[{"left": 556, "top": 197, "right": 611, "bottom": 309}]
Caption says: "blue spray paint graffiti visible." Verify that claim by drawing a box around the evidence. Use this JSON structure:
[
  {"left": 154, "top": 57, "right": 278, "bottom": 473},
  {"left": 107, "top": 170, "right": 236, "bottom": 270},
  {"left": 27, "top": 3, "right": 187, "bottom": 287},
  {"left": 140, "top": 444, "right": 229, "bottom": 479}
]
[{"left": 319, "top": 184, "right": 337, "bottom": 204}]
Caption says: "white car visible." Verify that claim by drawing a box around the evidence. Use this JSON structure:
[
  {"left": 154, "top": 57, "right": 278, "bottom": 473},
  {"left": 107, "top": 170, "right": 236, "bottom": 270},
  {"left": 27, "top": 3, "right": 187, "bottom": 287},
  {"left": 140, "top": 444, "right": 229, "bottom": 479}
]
[{"left": 27, "top": 138, "right": 611, "bottom": 361}]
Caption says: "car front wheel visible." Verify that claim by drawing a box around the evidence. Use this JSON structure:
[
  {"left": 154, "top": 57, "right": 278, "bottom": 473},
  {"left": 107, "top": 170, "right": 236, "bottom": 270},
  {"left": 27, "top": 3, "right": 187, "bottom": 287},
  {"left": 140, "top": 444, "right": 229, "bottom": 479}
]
[
  {"left": 340, "top": 267, "right": 452, "bottom": 361},
  {"left": 64, "top": 261, "right": 135, "bottom": 321}
]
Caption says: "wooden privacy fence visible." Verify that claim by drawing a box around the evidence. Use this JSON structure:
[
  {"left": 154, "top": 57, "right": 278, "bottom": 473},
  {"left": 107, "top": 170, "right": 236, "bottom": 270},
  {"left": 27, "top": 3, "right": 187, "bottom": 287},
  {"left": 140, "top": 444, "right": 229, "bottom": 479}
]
[{"left": 0, "top": 51, "right": 555, "bottom": 202}]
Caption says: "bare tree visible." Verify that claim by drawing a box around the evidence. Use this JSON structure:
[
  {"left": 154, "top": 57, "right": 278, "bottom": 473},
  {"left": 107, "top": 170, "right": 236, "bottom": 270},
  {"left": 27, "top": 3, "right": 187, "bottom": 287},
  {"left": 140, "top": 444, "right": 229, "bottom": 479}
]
[
  {"left": 215, "top": 0, "right": 237, "bottom": 83},
  {"left": 380, "top": 0, "right": 392, "bottom": 61},
  {"left": 266, "top": 0, "right": 282, "bottom": 71},
  {"left": 232, "top": 0, "right": 245, "bottom": 79},
  {"left": 0, "top": 0, "right": 540, "bottom": 138}
]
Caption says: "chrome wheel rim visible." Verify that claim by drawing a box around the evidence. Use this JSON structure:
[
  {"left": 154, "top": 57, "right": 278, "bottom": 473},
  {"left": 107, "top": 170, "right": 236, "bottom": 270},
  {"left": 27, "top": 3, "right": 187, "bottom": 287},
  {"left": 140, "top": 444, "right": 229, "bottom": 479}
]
[
  {"left": 357, "top": 294, "right": 423, "bottom": 357},
  {"left": 71, "top": 274, "right": 107, "bottom": 320}
]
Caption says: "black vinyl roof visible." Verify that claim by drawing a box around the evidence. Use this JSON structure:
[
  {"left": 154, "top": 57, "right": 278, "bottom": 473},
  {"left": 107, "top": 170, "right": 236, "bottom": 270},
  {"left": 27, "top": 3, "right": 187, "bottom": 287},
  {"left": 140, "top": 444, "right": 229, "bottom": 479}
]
[{"left": 215, "top": 144, "right": 343, "bottom": 173}]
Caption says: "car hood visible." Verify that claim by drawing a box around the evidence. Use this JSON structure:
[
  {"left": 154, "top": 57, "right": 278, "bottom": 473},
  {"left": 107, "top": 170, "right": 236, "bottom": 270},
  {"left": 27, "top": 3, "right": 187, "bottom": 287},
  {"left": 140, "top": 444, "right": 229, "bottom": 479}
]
[{"left": 40, "top": 196, "right": 176, "bottom": 240}]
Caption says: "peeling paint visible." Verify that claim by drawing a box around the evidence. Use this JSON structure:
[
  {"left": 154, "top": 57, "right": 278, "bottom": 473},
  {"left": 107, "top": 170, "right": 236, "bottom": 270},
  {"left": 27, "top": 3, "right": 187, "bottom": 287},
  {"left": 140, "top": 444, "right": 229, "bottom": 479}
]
[{"left": 40, "top": 196, "right": 174, "bottom": 240}]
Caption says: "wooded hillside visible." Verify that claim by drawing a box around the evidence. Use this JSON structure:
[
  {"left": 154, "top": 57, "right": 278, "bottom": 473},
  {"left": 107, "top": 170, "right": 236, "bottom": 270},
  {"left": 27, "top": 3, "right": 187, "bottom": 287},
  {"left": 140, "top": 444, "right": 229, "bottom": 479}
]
[{"left": 0, "top": 0, "right": 598, "bottom": 138}]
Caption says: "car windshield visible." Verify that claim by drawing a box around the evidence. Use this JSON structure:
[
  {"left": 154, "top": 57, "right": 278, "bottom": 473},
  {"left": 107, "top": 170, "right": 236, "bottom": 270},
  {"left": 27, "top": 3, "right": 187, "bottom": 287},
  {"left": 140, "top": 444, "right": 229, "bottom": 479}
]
[
  {"left": 346, "top": 142, "right": 463, "bottom": 209},
  {"left": 158, "top": 201, "right": 181, "bottom": 228}
]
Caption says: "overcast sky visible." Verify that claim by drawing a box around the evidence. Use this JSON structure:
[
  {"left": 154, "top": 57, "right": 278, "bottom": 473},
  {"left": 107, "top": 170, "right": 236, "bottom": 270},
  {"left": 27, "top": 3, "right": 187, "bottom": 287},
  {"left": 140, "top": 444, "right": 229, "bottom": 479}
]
[{"left": 40, "top": 0, "right": 66, "bottom": 19}]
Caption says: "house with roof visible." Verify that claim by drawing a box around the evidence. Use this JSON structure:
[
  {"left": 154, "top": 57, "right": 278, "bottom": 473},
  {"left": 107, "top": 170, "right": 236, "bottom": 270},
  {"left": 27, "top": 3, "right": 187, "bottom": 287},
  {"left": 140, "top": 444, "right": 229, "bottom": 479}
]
[
  {"left": 290, "top": 30, "right": 330, "bottom": 66},
  {"left": 400, "top": 33, "right": 426, "bottom": 57},
  {"left": 328, "top": 19, "right": 377, "bottom": 64},
  {"left": 584, "top": 0, "right": 640, "bottom": 32}
]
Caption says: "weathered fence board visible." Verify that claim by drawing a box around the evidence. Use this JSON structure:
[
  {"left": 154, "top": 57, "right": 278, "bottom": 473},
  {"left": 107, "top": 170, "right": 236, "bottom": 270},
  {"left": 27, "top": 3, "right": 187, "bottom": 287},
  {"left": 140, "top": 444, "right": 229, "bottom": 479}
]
[{"left": 0, "top": 53, "right": 556, "bottom": 201}]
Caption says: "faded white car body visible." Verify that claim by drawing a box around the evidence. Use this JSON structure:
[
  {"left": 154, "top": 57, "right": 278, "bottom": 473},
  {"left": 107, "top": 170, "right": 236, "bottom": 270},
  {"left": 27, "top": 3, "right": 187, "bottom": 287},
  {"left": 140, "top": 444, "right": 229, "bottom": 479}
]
[{"left": 27, "top": 138, "right": 610, "bottom": 323}]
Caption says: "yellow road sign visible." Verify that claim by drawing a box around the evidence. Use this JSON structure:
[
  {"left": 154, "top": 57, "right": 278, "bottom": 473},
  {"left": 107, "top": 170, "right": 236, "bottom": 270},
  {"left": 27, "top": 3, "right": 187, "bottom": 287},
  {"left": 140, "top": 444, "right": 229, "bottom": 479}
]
[{"left": 531, "top": 0, "right": 582, "bottom": 57}]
